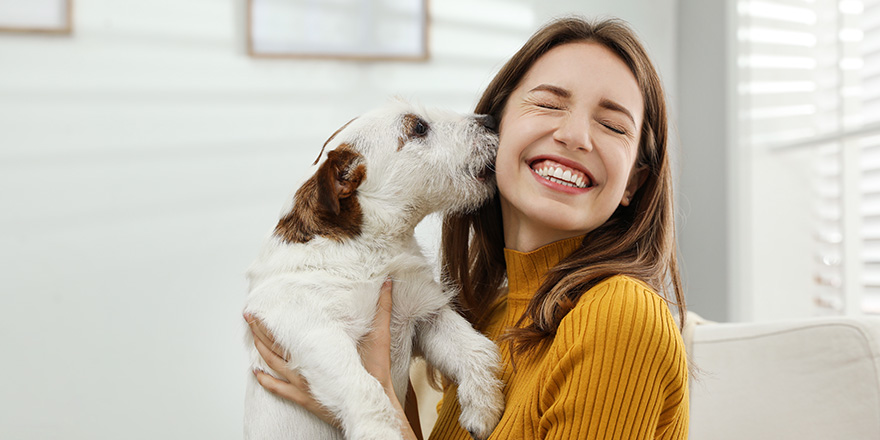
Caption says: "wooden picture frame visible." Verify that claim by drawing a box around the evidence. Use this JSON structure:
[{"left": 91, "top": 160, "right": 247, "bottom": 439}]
[
  {"left": 247, "top": 0, "right": 429, "bottom": 61},
  {"left": 0, "top": 0, "right": 73, "bottom": 34}
]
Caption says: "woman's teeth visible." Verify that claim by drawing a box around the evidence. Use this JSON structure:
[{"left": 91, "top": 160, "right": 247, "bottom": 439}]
[{"left": 534, "top": 165, "right": 589, "bottom": 188}]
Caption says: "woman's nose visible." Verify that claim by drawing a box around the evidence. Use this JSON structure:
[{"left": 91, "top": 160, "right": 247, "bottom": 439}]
[{"left": 552, "top": 115, "right": 592, "bottom": 152}]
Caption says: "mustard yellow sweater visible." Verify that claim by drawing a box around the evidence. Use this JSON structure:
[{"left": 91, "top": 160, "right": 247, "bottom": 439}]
[{"left": 429, "top": 236, "right": 689, "bottom": 439}]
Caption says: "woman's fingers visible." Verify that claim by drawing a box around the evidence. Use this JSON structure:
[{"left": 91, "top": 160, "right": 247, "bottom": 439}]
[
  {"left": 253, "top": 334, "right": 293, "bottom": 379},
  {"left": 253, "top": 368, "right": 305, "bottom": 402},
  {"left": 246, "top": 315, "right": 341, "bottom": 428},
  {"left": 244, "top": 278, "right": 396, "bottom": 429},
  {"left": 245, "top": 314, "right": 289, "bottom": 362},
  {"left": 252, "top": 369, "right": 340, "bottom": 428},
  {"left": 246, "top": 314, "right": 297, "bottom": 391}
]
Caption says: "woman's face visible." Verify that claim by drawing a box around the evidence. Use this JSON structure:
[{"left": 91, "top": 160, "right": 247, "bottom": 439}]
[{"left": 495, "top": 42, "right": 646, "bottom": 252}]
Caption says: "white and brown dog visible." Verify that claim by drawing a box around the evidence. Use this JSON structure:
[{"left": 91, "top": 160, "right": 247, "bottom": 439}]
[{"left": 243, "top": 99, "right": 504, "bottom": 440}]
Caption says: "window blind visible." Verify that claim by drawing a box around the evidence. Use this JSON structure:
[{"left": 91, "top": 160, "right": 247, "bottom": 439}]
[
  {"left": 737, "top": 0, "right": 880, "bottom": 314},
  {"left": 860, "top": 0, "right": 880, "bottom": 312}
]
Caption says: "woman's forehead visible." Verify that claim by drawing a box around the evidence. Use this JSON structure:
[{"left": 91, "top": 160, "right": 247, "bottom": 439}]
[{"left": 518, "top": 42, "right": 643, "bottom": 115}]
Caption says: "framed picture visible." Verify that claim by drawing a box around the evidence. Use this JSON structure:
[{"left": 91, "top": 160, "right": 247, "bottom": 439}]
[
  {"left": 0, "top": 0, "right": 73, "bottom": 34},
  {"left": 247, "top": 0, "right": 429, "bottom": 61}
]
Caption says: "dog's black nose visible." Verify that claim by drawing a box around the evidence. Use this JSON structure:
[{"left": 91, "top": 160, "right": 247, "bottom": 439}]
[{"left": 476, "top": 114, "right": 497, "bottom": 132}]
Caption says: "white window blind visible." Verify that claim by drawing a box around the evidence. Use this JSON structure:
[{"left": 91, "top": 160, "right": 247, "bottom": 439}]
[{"left": 737, "top": 0, "right": 880, "bottom": 315}]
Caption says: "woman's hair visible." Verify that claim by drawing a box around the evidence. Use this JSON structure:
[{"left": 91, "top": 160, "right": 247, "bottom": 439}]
[{"left": 440, "top": 16, "right": 685, "bottom": 354}]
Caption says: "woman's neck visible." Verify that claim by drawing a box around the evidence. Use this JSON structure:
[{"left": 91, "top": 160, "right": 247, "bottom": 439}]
[
  {"left": 502, "top": 215, "right": 588, "bottom": 252},
  {"left": 499, "top": 192, "right": 594, "bottom": 252}
]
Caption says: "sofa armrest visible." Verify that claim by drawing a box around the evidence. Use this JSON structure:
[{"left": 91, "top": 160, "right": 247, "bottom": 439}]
[{"left": 686, "top": 314, "right": 880, "bottom": 439}]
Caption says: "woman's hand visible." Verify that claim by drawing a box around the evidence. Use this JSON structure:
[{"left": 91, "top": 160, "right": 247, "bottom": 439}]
[
  {"left": 245, "top": 311, "right": 339, "bottom": 428},
  {"left": 359, "top": 278, "right": 395, "bottom": 390},
  {"left": 245, "top": 278, "right": 420, "bottom": 439}
]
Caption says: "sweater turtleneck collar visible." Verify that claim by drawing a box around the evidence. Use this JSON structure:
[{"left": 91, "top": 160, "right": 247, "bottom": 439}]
[{"left": 502, "top": 235, "right": 585, "bottom": 303}]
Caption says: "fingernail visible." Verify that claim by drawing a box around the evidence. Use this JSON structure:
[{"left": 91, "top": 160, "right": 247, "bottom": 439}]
[{"left": 243, "top": 313, "right": 253, "bottom": 323}]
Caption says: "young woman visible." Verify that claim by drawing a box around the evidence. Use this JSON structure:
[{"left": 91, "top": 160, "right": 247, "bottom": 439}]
[{"left": 248, "top": 16, "right": 689, "bottom": 440}]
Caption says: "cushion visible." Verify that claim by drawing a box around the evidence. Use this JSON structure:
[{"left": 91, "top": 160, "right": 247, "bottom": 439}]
[{"left": 686, "top": 314, "right": 880, "bottom": 439}]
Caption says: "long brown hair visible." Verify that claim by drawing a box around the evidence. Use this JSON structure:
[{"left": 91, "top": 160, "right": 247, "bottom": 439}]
[{"left": 440, "top": 16, "right": 685, "bottom": 354}]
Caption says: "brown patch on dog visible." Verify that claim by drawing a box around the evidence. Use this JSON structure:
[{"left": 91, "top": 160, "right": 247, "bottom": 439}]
[
  {"left": 398, "top": 113, "right": 429, "bottom": 151},
  {"left": 314, "top": 117, "right": 358, "bottom": 165},
  {"left": 275, "top": 144, "right": 366, "bottom": 243}
]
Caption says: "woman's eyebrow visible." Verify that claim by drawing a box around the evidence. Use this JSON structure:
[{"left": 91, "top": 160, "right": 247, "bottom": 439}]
[
  {"left": 528, "top": 85, "right": 636, "bottom": 125},
  {"left": 599, "top": 98, "right": 636, "bottom": 125},
  {"left": 528, "top": 84, "right": 571, "bottom": 98}
]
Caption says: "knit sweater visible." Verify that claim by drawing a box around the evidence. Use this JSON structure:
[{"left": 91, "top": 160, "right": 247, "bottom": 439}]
[{"left": 428, "top": 236, "right": 689, "bottom": 439}]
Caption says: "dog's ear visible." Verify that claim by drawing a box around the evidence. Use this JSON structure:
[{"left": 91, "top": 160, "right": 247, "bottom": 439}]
[
  {"left": 315, "top": 148, "right": 365, "bottom": 216},
  {"left": 275, "top": 145, "right": 366, "bottom": 244}
]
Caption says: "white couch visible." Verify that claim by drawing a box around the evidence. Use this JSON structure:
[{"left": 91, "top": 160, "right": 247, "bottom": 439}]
[{"left": 685, "top": 313, "right": 880, "bottom": 439}]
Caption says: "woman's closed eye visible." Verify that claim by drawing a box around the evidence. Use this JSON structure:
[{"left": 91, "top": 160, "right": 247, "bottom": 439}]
[
  {"left": 598, "top": 119, "right": 629, "bottom": 136},
  {"left": 525, "top": 96, "right": 565, "bottom": 111},
  {"left": 536, "top": 102, "right": 564, "bottom": 110},
  {"left": 603, "top": 123, "right": 627, "bottom": 135}
]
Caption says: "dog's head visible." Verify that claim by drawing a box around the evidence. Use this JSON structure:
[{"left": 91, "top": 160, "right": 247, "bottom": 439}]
[{"left": 275, "top": 99, "right": 498, "bottom": 244}]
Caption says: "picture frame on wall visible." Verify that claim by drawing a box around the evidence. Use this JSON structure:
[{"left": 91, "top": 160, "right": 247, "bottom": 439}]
[
  {"left": 247, "top": 0, "right": 429, "bottom": 61},
  {"left": 0, "top": 0, "right": 73, "bottom": 34}
]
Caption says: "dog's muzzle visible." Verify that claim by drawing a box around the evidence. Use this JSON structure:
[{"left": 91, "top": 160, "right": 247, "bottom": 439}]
[{"left": 475, "top": 114, "right": 497, "bottom": 133}]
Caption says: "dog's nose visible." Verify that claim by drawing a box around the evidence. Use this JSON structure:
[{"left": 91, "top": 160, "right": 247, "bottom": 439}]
[{"left": 476, "top": 114, "right": 497, "bottom": 132}]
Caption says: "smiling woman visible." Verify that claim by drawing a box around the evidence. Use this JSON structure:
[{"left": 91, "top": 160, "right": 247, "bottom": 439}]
[{"left": 435, "top": 17, "right": 688, "bottom": 440}]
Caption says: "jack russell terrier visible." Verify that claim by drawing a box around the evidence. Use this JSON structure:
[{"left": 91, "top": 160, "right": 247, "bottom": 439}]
[{"left": 244, "top": 99, "right": 504, "bottom": 440}]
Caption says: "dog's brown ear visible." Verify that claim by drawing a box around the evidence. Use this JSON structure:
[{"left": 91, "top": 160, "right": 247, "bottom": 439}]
[
  {"left": 275, "top": 145, "right": 366, "bottom": 244},
  {"left": 315, "top": 148, "right": 365, "bottom": 216}
]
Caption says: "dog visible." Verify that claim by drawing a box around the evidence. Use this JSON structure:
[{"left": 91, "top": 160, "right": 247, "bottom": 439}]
[{"left": 243, "top": 99, "right": 505, "bottom": 440}]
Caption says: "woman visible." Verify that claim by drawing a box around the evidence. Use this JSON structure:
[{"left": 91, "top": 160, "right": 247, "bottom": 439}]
[{"left": 248, "top": 16, "right": 689, "bottom": 439}]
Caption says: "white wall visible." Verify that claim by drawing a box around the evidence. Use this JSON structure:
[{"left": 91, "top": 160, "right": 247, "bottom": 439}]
[
  {"left": 0, "top": 1, "right": 678, "bottom": 439},
  {"left": 747, "top": 146, "right": 818, "bottom": 321},
  {"left": 676, "top": 0, "right": 733, "bottom": 321}
]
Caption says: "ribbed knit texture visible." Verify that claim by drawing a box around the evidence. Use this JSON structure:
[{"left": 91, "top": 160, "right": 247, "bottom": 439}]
[{"left": 429, "top": 236, "right": 689, "bottom": 439}]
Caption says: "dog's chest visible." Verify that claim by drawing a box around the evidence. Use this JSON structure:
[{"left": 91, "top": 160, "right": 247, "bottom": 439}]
[{"left": 250, "top": 236, "right": 447, "bottom": 324}]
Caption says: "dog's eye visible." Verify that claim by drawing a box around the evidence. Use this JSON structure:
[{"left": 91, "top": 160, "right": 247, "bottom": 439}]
[
  {"left": 412, "top": 119, "right": 429, "bottom": 137},
  {"left": 401, "top": 114, "right": 431, "bottom": 143}
]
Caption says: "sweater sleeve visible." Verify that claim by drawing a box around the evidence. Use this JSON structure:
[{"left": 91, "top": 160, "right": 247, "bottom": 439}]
[{"left": 537, "top": 277, "right": 689, "bottom": 439}]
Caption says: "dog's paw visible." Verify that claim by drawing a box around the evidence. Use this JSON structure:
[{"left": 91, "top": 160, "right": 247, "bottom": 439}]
[
  {"left": 459, "top": 409, "right": 500, "bottom": 440},
  {"left": 457, "top": 379, "right": 504, "bottom": 440}
]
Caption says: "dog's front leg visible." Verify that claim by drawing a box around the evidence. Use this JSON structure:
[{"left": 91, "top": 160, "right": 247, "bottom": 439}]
[
  {"left": 416, "top": 305, "right": 504, "bottom": 440},
  {"left": 284, "top": 322, "right": 405, "bottom": 440}
]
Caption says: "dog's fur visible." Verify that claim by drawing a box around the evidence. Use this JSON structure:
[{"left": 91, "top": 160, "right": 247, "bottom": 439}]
[{"left": 243, "top": 100, "right": 504, "bottom": 440}]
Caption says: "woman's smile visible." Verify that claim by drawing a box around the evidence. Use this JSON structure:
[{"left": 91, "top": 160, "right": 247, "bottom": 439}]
[{"left": 529, "top": 156, "right": 595, "bottom": 192}]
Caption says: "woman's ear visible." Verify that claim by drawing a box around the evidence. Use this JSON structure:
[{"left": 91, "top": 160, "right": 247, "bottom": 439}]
[{"left": 620, "top": 165, "right": 648, "bottom": 207}]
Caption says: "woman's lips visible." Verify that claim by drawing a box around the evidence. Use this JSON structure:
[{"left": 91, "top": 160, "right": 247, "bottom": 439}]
[{"left": 528, "top": 157, "right": 594, "bottom": 189}]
